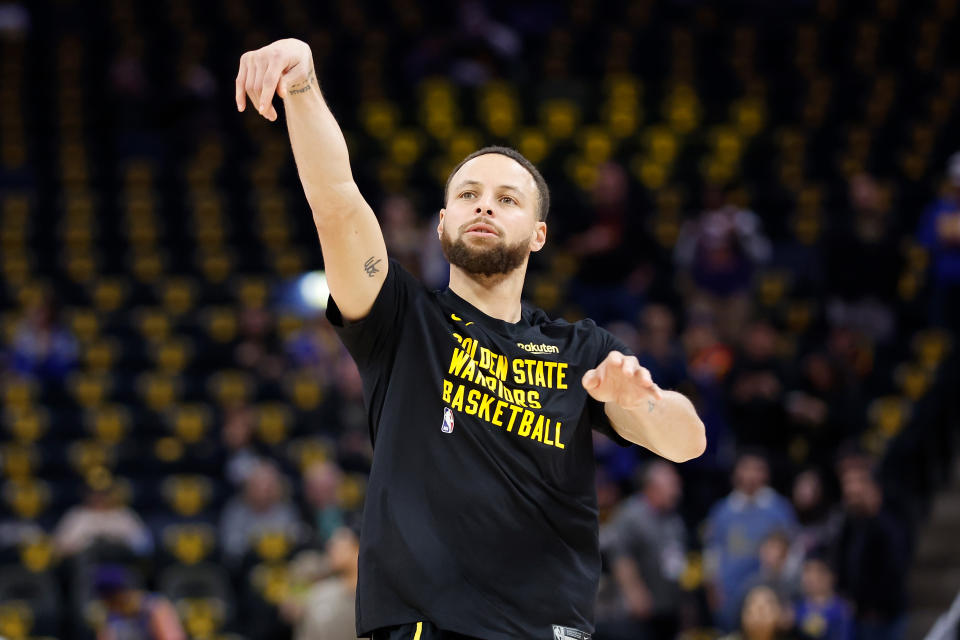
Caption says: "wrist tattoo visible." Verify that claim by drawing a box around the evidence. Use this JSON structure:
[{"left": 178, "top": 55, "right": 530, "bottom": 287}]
[
  {"left": 363, "top": 256, "right": 382, "bottom": 277},
  {"left": 288, "top": 70, "right": 316, "bottom": 95}
]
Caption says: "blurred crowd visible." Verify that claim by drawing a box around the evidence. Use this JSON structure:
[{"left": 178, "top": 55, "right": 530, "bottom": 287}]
[{"left": 2, "top": 0, "right": 960, "bottom": 639}]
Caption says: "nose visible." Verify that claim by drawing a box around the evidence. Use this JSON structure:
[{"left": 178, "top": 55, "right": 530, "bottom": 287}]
[{"left": 475, "top": 206, "right": 494, "bottom": 216}]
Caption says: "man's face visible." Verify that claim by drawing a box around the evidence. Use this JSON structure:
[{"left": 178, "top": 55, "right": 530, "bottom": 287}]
[
  {"left": 439, "top": 153, "right": 546, "bottom": 277},
  {"left": 733, "top": 456, "right": 769, "bottom": 496}
]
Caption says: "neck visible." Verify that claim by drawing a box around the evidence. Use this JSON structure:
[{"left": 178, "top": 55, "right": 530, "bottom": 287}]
[{"left": 448, "top": 261, "right": 528, "bottom": 323}]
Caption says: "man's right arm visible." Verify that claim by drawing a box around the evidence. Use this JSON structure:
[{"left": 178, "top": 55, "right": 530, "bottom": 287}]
[{"left": 236, "top": 39, "right": 388, "bottom": 322}]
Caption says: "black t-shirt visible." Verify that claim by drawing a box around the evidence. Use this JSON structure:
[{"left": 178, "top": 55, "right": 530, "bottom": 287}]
[{"left": 326, "top": 260, "right": 632, "bottom": 640}]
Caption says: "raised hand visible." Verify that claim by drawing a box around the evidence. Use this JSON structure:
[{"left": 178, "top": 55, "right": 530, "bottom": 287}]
[
  {"left": 581, "top": 351, "right": 663, "bottom": 411},
  {"left": 235, "top": 38, "right": 314, "bottom": 122}
]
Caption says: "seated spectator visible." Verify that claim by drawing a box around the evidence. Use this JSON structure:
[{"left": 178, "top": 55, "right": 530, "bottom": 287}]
[
  {"left": 675, "top": 185, "right": 771, "bottom": 341},
  {"left": 726, "top": 319, "right": 788, "bottom": 456},
  {"left": 916, "top": 151, "right": 960, "bottom": 327},
  {"left": 636, "top": 304, "right": 688, "bottom": 391},
  {"left": 220, "top": 460, "right": 301, "bottom": 564},
  {"left": 786, "top": 469, "right": 843, "bottom": 572},
  {"left": 234, "top": 306, "right": 285, "bottom": 381},
  {"left": 833, "top": 466, "right": 908, "bottom": 640},
  {"left": 281, "top": 524, "right": 361, "bottom": 640},
  {"left": 221, "top": 404, "right": 262, "bottom": 488},
  {"left": 9, "top": 294, "right": 77, "bottom": 383},
  {"left": 302, "top": 461, "right": 346, "bottom": 547},
  {"left": 735, "top": 530, "right": 801, "bottom": 620},
  {"left": 53, "top": 471, "right": 152, "bottom": 559},
  {"left": 793, "top": 554, "right": 853, "bottom": 640},
  {"left": 94, "top": 565, "right": 185, "bottom": 640},
  {"left": 720, "top": 585, "right": 801, "bottom": 640},
  {"left": 704, "top": 451, "right": 796, "bottom": 631},
  {"left": 600, "top": 461, "right": 687, "bottom": 640}
]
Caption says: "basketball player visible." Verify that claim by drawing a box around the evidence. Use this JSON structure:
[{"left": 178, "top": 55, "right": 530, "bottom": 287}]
[{"left": 236, "top": 39, "right": 706, "bottom": 640}]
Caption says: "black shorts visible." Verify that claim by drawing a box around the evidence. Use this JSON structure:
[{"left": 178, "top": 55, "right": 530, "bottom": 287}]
[{"left": 370, "top": 621, "right": 482, "bottom": 640}]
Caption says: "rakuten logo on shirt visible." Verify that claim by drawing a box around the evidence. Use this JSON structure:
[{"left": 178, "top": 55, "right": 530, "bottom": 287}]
[{"left": 516, "top": 342, "right": 560, "bottom": 354}]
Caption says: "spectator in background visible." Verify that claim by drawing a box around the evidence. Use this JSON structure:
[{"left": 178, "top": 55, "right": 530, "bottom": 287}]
[
  {"left": 380, "top": 194, "right": 425, "bottom": 278},
  {"left": 600, "top": 461, "right": 687, "bottom": 640},
  {"left": 735, "top": 530, "right": 801, "bottom": 620},
  {"left": 281, "top": 525, "right": 361, "bottom": 640},
  {"left": 234, "top": 306, "right": 285, "bottom": 381},
  {"left": 53, "top": 471, "right": 152, "bottom": 559},
  {"left": 636, "top": 304, "right": 688, "bottom": 391},
  {"left": 720, "top": 585, "right": 800, "bottom": 640},
  {"left": 785, "top": 354, "right": 862, "bottom": 470},
  {"left": 568, "top": 162, "right": 651, "bottom": 325},
  {"left": 286, "top": 313, "right": 342, "bottom": 385},
  {"left": 705, "top": 452, "right": 796, "bottom": 631},
  {"left": 94, "top": 565, "right": 185, "bottom": 640},
  {"left": 793, "top": 554, "right": 854, "bottom": 640},
  {"left": 834, "top": 466, "right": 909, "bottom": 640},
  {"left": 786, "top": 469, "right": 843, "bottom": 573},
  {"left": 917, "top": 151, "right": 960, "bottom": 327},
  {"left": 221, "top": 404, "right": 261, "bottom": 488},
  {"left": 220, "top": 460, "right": 301, "bottom": 565},
  {"left": 825, "top": 173, "right": 900, "bottom": 342},
  {"left": 675, "top": 186, "right": 771, "bottom": 342},
  {"left": 726, "top": 319, "right": 787, "bottom": 458},
  {"left": 302, "top": 461, "right": 346, "bottom": 547},
  {"left": 9, "top": 294, "right": 77, "bottom": 383}
]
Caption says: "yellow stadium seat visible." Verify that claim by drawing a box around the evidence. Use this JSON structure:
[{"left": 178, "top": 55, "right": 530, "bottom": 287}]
[
  {"left": 285, "top": 437, "right": 333, "bottom": 472},
  {"left": 67, "top": 372, "right": 114, "bottom": 408},
  {"left": 153, "top": 338, "right": 194, "bottom": 374},
  {"left": 66, "top": 308, "right": 100, "bottom": 343},
  {"left": 0, "top": 444, "right": 38, "bottom": 480},
  {"left": 68, "top": 442, "right": 117, "bottom": 476},
  {"left": 2, "top": 477, "right": 50, "bottom": 521},
  {"left": 255, "top": 403, "right": 293, "bottom": 446},
  {"left": 539, "top": 98, "right": 580, "bottom": 140},
  {"left": 912, "top": 329, "right": 952, "bottom": 368},
  {"left": 134, "top": 307, "right": 172, "bottom": 343},
  {"left": 82, "top": 338, "right": 119, "bottom": 373},
  {"left": 201, "top": 306, "right": 238, "bottom": 344},
  {"left": 162, "top": 475, "right": 213, "bottom": 518},
  {"left": 207, "top": 370, "right": 253, "bottom": 408},
  {"left": 2, "top": 377, "right": 37, "bottom": 411},
  {"left": 85, "top": 405, "right": 131, "bottom": 445},
  {"left": 895, "top": 363, "right": 932, "bottom": 401},
  {"left": 249, "top": 563, "right": 290, "bottom": 604},
  {"left": 166, "top": 404, "right": 212, "bottom": 444},
  {"left": 158, "top": 278, "right": 198, "bottom": 316},
  {"left": 137, "top": 372, "right": 182, "bottom": 411},
  {"left": 284, "top": 374, "right": 324, "bottom": 412},
  {"left": 867, "top": 396, "right": 912, "bottom": 438},
  {"left": 162, "top": 523, "right": 217, "bottom": 565},
  {"left": 3, "top": 407, "right": 49, "bottom": 444}
]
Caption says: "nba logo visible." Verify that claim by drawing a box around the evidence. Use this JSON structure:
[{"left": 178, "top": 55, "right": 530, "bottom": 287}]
[{"left": 441, "top": 407, "right": 455, "bottom": 433}]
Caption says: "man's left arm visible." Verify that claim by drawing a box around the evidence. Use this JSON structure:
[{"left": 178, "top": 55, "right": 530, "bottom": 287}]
[{"left": 583, "top": 350, "right": 706, "bottom": 462}]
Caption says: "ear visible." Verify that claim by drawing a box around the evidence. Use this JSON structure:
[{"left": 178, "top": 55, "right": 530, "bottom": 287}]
[
  {"left": 437, "top": 209, "right": 445, "bottom": 239},
  {"left": 529, "top": 220, "right": 547, "bottom": 253}
]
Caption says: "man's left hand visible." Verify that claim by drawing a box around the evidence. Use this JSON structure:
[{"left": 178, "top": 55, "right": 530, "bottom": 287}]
[{"left": 582, "top": 351, "right": 663, "bottom": 410}]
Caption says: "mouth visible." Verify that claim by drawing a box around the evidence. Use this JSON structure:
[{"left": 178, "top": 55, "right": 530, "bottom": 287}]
[{"left": 463, "top": 222, "right": 500, "bottom": 238}]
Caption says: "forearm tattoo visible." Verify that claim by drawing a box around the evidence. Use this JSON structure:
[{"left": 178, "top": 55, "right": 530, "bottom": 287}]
[
  {"left": 363, "top": 256, "right": 382, "bottom": 277},
  {"left": 288, "top": 70, "right": 316, "bottom": 95}
]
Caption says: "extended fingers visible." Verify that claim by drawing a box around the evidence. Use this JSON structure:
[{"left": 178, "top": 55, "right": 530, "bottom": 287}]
[
  {"left": 259, "top": 54, "right": 285, "bottom": 121},
  {"left": 235, "top": 53, "right": 249, "bottom": 111}
]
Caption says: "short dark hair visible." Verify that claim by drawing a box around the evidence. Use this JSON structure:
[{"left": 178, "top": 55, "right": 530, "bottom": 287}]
[{"left": 444, "top": 146, "right": 551, "bottom": 221}]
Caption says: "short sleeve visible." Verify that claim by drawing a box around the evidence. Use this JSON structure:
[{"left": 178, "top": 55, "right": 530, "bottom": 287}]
[
  {"left": 587, "top": 326, "right": 633, "bottom": 448},
  {"left": 325, "top": 259, "right": 421, "bottom": 372}
]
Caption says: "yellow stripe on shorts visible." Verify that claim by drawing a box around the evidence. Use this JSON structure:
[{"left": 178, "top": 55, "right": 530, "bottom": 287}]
[{"left": 413, "top": 621, "right": 423, "bottom": 640}]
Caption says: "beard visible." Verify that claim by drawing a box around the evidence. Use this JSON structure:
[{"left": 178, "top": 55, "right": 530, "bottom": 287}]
[{"left": 441, "top": 226, "right": 530, "bottom": 277}]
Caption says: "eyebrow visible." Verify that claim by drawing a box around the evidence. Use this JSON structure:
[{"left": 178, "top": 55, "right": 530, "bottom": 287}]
[{"left": 454, "top": 180, "right": 524, "bottom": 194}]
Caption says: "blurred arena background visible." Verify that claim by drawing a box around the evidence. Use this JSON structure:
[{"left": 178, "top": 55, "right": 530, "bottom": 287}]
[{"left": 0, "top": 0, "right": 959, "bottom": 639}]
